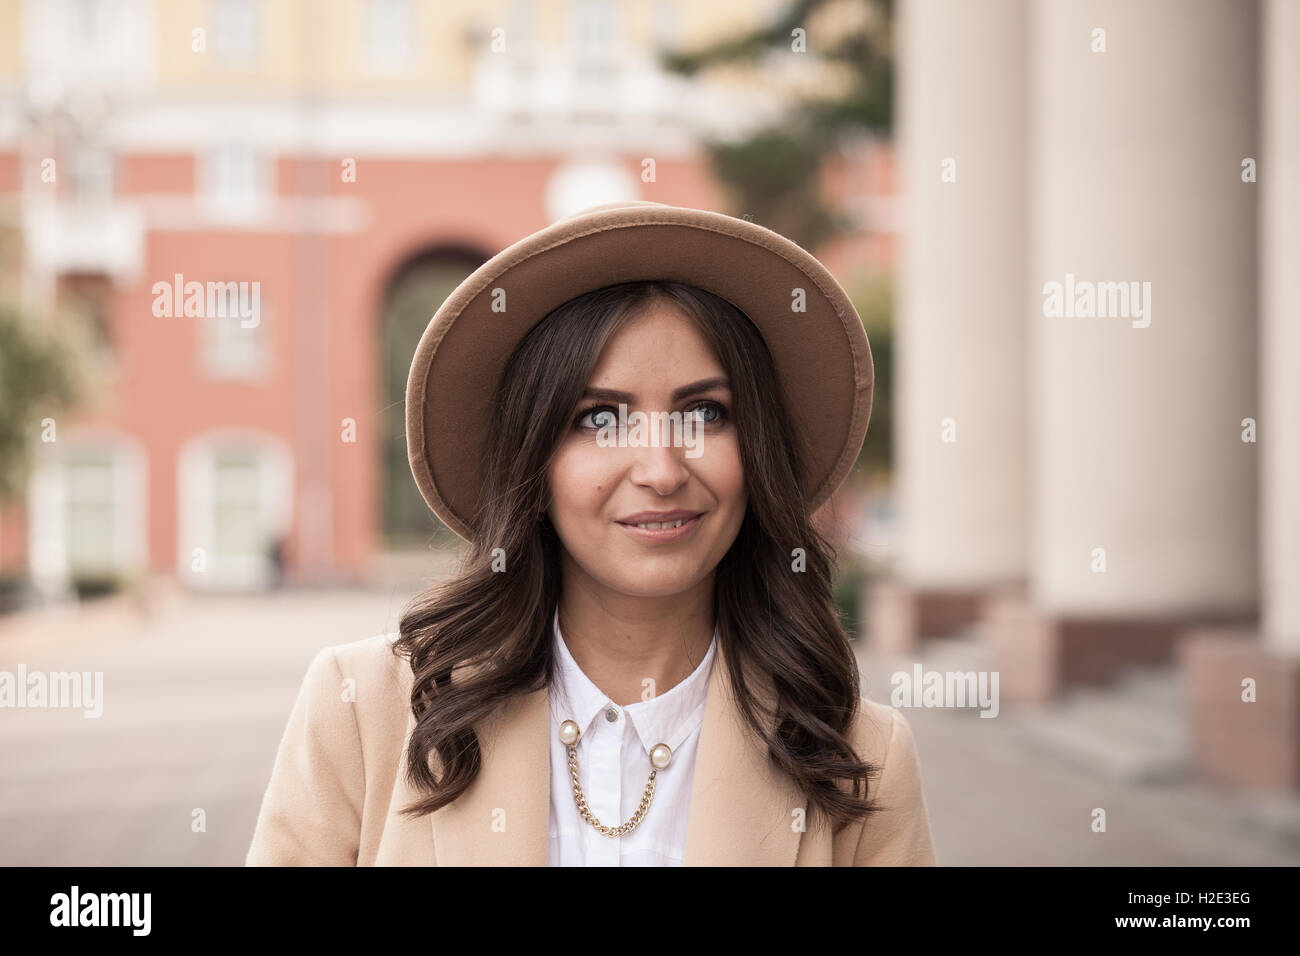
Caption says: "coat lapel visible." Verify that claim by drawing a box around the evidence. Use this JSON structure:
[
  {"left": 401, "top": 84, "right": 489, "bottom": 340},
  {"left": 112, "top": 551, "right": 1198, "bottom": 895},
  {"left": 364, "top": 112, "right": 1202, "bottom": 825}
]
[
  {"left": 427, "top": 685, "right": 551, "bottom": 865},
  {"left": 682, "top": 639, "right": 807, "bottom": 865},
  {"left": 427, "top": 639, "right": 806, "bottom": 865}
]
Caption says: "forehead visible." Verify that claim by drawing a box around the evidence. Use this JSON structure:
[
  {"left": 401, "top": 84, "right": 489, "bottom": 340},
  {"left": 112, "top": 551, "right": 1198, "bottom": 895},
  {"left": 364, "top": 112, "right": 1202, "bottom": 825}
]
[{"left": 587, "top": 301, "right": 724, "bottom": 380}]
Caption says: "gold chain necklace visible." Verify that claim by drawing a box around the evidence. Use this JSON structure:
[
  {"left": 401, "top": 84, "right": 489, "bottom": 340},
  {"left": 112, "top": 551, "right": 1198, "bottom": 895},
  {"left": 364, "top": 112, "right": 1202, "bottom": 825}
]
[{"left": 558, "top": 718, "right": 673, "bottom": 837}]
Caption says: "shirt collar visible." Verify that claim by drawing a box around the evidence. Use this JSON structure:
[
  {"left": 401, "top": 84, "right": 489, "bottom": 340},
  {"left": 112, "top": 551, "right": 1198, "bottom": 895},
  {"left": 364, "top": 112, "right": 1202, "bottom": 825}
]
[{"left": 549, "top": 607, "right": 717, "bottom": 758}]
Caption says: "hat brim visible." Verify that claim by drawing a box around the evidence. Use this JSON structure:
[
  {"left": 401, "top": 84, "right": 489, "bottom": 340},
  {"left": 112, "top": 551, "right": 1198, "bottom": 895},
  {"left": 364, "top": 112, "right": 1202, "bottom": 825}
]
[{"left": 406, "top": 201, "right": 873, "bottom": 542}]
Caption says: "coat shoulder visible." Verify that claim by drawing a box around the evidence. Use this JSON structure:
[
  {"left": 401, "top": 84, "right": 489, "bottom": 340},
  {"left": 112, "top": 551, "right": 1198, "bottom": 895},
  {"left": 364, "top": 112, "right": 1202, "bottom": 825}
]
[
  {"left": 850, "top": 695, "right": 906, "bottom": 766},
  {"left": 833, "top": 696, "right": 937, "bottom": 865},
  {"left": 327, "top": 631, "right": 406, "bottom": 682},
  {"left": 322, "top": 631, "right": 413, "bottom": 733},
  {"left": 245, "top": 631, "right": 412, "bottom": 866}
]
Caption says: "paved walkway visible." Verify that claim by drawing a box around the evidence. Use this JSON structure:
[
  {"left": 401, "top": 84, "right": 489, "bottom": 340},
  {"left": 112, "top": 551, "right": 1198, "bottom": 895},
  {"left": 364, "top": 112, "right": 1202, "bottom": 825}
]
[
  {"left": 0, "top": 582, "right": 413, "bottom": 866},
  {"left": 1, "top": 581, "right": 1296, "bottom": 865},
  {"left": 854, "top": 648, "right": 1300, "bottom": 865}
]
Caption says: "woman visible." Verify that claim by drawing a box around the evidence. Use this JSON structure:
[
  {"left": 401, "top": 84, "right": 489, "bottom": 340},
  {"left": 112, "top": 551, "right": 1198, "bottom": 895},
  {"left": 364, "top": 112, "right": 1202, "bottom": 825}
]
[{"left": 246, "top": 201, "right": 937, "bottom": 866}]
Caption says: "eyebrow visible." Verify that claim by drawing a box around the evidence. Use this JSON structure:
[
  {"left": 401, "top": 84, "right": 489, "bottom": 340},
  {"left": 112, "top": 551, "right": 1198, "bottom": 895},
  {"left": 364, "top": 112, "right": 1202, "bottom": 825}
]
[{"left": 580, "top": 376, "right": 731, "bottom": 404}]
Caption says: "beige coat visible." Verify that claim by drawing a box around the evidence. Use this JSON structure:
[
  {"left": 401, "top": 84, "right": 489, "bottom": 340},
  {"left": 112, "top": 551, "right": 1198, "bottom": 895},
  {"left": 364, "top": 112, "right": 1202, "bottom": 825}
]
[{"left": 245, "top": 632, "right": 938, "bottom": 866}]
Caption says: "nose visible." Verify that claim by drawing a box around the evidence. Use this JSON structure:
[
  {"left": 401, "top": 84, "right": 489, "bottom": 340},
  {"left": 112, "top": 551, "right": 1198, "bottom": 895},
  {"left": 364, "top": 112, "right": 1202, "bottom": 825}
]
[{"left": 626, "top": 426, "right": 691, "bottom": 496}]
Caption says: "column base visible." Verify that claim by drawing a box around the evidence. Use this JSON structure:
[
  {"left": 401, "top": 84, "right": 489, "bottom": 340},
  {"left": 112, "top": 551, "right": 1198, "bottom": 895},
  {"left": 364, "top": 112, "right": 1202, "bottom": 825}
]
[
  {"left": 862, "top": 578, "right": 991, "bottom": 655},
  {"left": 980, "top": 591, "right": 1254, "bottom": 707},
  {"left": 1181, "top": 630, "right": 1300, "bottom": 791}
]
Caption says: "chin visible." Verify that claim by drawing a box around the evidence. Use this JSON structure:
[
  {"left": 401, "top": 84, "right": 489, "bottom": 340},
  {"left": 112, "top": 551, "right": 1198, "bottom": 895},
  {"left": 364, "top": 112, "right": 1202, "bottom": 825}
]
[{"left": 605, "top": 571, "right": 706, "bottom": 600}]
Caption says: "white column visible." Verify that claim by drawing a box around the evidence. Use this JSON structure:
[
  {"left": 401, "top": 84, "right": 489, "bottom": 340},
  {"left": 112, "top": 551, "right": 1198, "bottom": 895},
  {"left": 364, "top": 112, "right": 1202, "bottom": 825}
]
[
  {"left": 895, "top": 0, "right": 1030, "bottom": 588},
  {"left": 1261, "top": 0, "right": 1300, "bottom": 653},
  {"left": 1030, "top": 0, "right": 1258, "bottom": 615}
]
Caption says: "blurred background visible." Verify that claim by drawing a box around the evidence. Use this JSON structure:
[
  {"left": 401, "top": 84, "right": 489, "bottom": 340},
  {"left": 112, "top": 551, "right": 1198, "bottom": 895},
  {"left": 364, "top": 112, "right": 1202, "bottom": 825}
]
[{"left": 0, "top": 0, "right": 1296, "bottom": 865}]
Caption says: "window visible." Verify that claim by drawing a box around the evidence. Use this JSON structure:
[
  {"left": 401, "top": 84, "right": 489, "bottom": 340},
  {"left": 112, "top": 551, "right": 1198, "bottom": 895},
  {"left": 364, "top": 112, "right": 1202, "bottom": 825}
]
[
  {"left": 366, "top": 0, "right": 412, "bottom": 71},
  {"left": 652, "top": 0, "right": 676, "bottom": 51},
  {"left": 27, "top": 0, "right": 153, "bottom": 100},
  {"left": 199, "top": 144, "right": 272, "bottom": 220},
  {"left": 26, "top": 435, "right": 147, "bottom": 596},
  {"left": 177, "top": 432, "right": 293, "bottom": 590},
  {"left": 64, "top": 452, "right": 118, "bottom": 576},
  {"left": 199, "top": 297, "right": 270, "bottom": 381},
  {"left": 213, "top": 0, "right": 258, "bottom": 66},
  {"left": 68, "top": 0, "right": 108, "bottom": 45},
  {"left": 68, "top": 139, "right": 115, "bottom": 204},
  {"left": 570, "top": 0, "right": 620, "bottom": 120},
  {"left": 572, "top": 0, "right": 617, "bottom": 55},
  {"left": 212, "top": 450, "right": 263, "bottom": 562},
  {"left": 507, "top": 0, "right": 535, "bottom": 52}
]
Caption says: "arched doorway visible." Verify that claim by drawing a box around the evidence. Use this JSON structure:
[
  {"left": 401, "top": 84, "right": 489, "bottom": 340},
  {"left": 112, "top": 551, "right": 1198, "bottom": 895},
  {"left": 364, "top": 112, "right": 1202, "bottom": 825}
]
[{"left": 380, "top": 246, "right": 486, "bottom": 548}]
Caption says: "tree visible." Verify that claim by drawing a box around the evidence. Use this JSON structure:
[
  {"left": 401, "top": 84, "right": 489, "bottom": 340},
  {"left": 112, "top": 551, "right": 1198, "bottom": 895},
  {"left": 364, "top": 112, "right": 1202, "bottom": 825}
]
[
  {"left": 662, "top": 0, "right": 896, "bottom": 484},
  {"left": 660, "top": 0, "right": 893, "bottom": 251},
  {"left": 0, "top": 293, "right": 91, "bottom": 506}
]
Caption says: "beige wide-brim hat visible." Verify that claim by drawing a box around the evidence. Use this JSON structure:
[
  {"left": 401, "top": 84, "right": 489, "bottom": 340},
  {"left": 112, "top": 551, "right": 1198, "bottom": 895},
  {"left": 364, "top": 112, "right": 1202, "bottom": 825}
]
[{"left": 406, "top": 200, "right": 874, "bottom": 542}]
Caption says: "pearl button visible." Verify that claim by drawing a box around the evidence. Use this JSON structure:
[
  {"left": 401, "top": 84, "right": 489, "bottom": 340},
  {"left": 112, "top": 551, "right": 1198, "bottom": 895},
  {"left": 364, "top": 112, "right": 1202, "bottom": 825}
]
[
  {"left": 650, "top": 743, "right": 672, "bottom": 769},
  {"left": 558, "top": 719, "right": 580, "bottom": 746},
  {"left": 605, "top": 706, "right": 618, "bottom": 722}
]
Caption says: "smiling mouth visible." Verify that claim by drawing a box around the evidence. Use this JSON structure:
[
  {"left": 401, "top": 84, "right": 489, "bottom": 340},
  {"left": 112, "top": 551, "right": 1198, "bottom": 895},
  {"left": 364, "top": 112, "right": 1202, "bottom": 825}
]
[
  {"left": 624, "top": 518, "right": 689, "bottom": 530},
  {"left": 614, "top": 512, "right": 705, "bottom": 541}
]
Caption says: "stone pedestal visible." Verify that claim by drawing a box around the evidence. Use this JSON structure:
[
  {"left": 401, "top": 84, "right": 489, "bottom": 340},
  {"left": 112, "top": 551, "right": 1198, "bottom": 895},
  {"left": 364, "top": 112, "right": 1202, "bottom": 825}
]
[
  {"left": 1179, "top": 0, "right": 1300, "bottom": 794},
  {"left": 1182, "top": 630, "right": 1300, "bottom": 790},
  {"left": 982, "top": 590, "right": 1255, "bottom": 707},
  {"left": 863, "top": 578, "right": 989, "bottom": 655}
]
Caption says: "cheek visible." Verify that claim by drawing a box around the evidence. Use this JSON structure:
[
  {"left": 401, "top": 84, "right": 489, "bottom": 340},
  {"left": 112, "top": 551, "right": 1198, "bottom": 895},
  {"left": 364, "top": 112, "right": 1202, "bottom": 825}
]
[
  {"left": 701, "top": 434, "right": 746, "bottom": 504},
  {"left": 548, "top": 441, "right": 616, "bottom": 514}
]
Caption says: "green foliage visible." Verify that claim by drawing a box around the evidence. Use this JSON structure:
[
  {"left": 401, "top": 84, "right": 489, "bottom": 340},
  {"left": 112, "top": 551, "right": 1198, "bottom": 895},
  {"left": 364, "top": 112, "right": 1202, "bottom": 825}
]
[
  {"left": 380, "top": 257, "right": 479, "bottom": 548},
  {"left": 71, "top": 573, "right": 123, "bottom": 601},
  {"left": 833, "top": 551, "right": 863, "bottom": 640},
  {"left": 847, "top": 274, "right": 893, "bottom": 478},
  {"left": 659, "top": 0, "right": 897, "bottom": 472},
  {"left": 708, "top": 126, "right": 853, "bottom": 251},
  {"left": 0, "top": 297, "right": 91, "bottom": 505},
  {"left": 660, "top": 0, "right": 894, "bottom": 250},
  {"left": 0, "top": 572, "right": 26, "bottom": 612}
]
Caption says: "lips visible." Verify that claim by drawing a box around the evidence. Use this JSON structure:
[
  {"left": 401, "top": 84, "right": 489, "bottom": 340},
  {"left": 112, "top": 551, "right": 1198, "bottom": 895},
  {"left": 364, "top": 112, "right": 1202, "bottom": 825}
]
[
  {"left": 615, "top": 511, "right": 705, "bottom": 543},
  {"left": 615, "top": 510, "right": 703, "bottom": 529},
  {"left": 625, "top": 517, "right": 689, "bottom": 530}
]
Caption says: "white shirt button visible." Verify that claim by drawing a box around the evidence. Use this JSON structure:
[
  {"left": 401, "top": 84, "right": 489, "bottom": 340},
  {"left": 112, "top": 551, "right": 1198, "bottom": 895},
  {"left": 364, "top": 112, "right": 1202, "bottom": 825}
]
[{"left": 605, "top": 706, "right": 619, "bottom": 722}]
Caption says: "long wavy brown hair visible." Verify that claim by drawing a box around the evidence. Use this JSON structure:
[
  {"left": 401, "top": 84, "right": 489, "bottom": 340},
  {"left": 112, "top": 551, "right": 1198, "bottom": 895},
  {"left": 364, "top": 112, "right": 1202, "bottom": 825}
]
[{"left": 393, "top": 279, "right": 878, "bottom": 835}]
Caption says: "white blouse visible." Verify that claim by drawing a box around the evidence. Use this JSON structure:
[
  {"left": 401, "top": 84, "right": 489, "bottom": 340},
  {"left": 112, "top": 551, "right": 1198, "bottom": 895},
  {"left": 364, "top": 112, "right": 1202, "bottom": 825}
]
[{"left": 547, "top": 609, "right": 717, "bottom": 866}]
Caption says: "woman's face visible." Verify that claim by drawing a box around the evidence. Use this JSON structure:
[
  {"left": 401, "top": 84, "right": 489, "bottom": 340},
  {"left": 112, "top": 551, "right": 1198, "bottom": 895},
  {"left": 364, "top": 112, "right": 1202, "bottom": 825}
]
[{"left": 546, "top": 302, "right": 748, "bottom": 601}]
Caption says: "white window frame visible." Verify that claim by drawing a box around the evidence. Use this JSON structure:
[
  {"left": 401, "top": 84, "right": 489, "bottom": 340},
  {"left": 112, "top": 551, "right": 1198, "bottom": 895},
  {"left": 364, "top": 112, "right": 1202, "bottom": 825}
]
[
  {"left": 197, "top": 143, "right": 274, "bottom": 223},
  {"left": 571, "top": 0, "right": 619, "bottom": 55},
  {"left": 507, "top": 0, "right": 536, "bottom": 53},
  {"left": 365, "top": 0, "right": 414, "bottom": 73},
  {"left": 26, "top": 429, "right": 148, "bottom": 598},
  {"left": 212, "top": 0, "right": 259, "bottom": 66},
  {"left": 67, "top": 137, "right": 116, "bottom": 205},
  {"left": 652, "top": 0, "right": 677, "bottom": 51},
  {"left": 24, "top": 0, "right": 157, "bottom": 89},
  {"left": 177, "top": 429, "right": 293, "bottom": 591},
  {"left": 198, "top": 284, "right": 271, "bottom": 381}
]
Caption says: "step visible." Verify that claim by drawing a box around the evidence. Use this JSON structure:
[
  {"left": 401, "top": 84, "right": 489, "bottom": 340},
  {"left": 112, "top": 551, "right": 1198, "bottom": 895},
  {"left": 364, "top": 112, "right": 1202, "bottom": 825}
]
[
  {"left": 918, "top": 634, "right": 997, "bottom": 672},
  {"left": 1013, "top": 669, "right": 1189, "bottom": 784}
]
